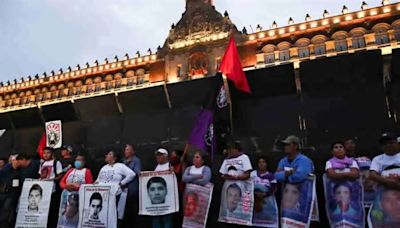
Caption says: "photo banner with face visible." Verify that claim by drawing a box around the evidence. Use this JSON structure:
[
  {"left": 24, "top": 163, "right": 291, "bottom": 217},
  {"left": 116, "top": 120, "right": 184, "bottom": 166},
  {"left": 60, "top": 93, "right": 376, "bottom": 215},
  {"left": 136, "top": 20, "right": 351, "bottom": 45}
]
[
  {"left": 323, "top": 174, "right": 365, "bottom": 228},
  {"left": 182, "top": 183, "right": 214, "bottom": 228},
  {"left": 139, "top": 171, "right": 179, "bottom": 216},
  {"left": 15, "top": 179, "right": 54, "bottom": 228},
  {"left": 218, "top": 179, "right": 254, "bottom": 226},
  {"left": 45, "top": 120, "right": 62, "bottom": 149},
  {"left": 57, "top": 190, "right": 79, "bottom": 228},
  {"left": 280, "top": 177, "right": 315, "bottom": 228},
  {"left": 368, "top": 168, "right": 400, "bottom": 227},
  {"left": 78, "top": 184, "right": 118, "bottom": 228},
  {"left": 252, "top": 192, "right": 278, "bottom": 227},
  {"left": 356, "top": 157, "right": 377, "bottom": 208}
]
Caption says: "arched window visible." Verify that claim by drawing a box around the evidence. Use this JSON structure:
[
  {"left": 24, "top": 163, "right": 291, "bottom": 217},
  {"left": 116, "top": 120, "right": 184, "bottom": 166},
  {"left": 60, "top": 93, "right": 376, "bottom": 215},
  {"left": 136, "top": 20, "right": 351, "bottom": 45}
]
[
  {"left": 296, "top": 38, "right": 310, "bottom": 58},
  {"left": 373, "top": 23, "right": 391, "bottom": 45},
  {"left": 350, "top": 28, "right": 366, "bottom": 49},
  {"left": 376, "top": 31, "right": 389, "bottom": 44},
  {"left": 262, "top": 44, "right": 276, "bottom": 64},
  {"left": 312, "top": 35, "right": 327, "bottom": 56},
  {"left": 277, "top": 42, "right": 291, "bottom": 62},
  {"left": 392, "top": 20, "right": 400, "bottom": 41},
  {"left": 332, "top": 31, "right": 348, "bottom": 52}
]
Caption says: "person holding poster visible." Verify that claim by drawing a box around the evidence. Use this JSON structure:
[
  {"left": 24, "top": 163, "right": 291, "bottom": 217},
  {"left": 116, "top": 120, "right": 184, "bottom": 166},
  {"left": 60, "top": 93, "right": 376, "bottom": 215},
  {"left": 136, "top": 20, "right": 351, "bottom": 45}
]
[
  {"left": 15, "top": 180, "right": 54, "bottom": 228},
  {"left": 324, "top": 141, "right": 364, "bottom": 227},
  {"left": 325, "top": 141, "right": 360, "bottom": 181},
  {"left": 182, "top": 151, "right": 212, "bottom": 187},
  {"left": 368, "top": 133, "right": 400, "bottom": 227},
  {"left": 39, "top": 147, "right": 64, "bottom": 227},
  {"left": 57, "top": 154, "right": 93, "bottom": 228},
  {"left": 275, "top": 135, "right": 315, "bottom": 228},
  {"left": 369, "top": 133, "right": 400, "bottom": 191},
  {"left": 182, "top": 151, "right": 213, "bottom": 228},
  {"left": 250, "top": 156, "right": 278, "bottom": 228},
  {"left": 344, "top": 138, "right": 376, "bottom": 207},
  {"left": 0, "top": 153, "right": 40, "bottom": 228},
  {"left": 96, "top": 150, "right": 135, "bottom": 225},
  {"left": 78, "top": 184, "right": 119, "bottom": 228},
  {"left": 148, "top": 148, "right": 175, "bottom": 228},
  {"left": 218, "top": 140, "right": 254, "bottom": 225}
]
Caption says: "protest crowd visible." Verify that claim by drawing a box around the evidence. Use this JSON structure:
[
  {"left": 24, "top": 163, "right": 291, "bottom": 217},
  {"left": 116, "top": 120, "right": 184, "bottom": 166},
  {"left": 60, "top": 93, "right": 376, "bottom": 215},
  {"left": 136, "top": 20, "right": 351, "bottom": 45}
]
[{"left": 0, "top": 132, "right": 399, "bottom": 228}]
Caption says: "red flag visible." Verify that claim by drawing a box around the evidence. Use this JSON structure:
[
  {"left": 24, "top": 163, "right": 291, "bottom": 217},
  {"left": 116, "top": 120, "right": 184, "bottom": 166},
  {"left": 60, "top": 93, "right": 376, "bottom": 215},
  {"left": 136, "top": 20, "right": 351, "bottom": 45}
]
[
  {"left": 37, "top": 132, "right": 46, "bottom": 159},
  {"left": 219, "top": 36, "right": 251, "bottom": 93}
]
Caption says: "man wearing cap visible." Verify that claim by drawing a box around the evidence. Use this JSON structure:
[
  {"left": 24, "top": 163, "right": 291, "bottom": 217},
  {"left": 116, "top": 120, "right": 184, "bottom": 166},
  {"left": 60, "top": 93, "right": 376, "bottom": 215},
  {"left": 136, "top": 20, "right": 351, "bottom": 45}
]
[
  {"left": 152, "top": 148, "right": 173, "bottom": 228},
  {"left": 275, "top": 135, "right": 314, "bottom": 183},
  {"left": 155, "top": 148, "right": 172, "bottom": 171},
  {"left": 369, "top": 133, "right": 400, "bottom": 190},
  {"left": 60, "top": 145, "right": 74, "bottom": 171}
]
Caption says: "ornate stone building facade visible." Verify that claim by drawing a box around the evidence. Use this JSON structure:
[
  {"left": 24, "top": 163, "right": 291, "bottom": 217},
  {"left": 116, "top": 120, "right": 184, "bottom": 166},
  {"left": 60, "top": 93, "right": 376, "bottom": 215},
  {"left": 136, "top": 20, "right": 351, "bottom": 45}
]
[{"left": 1, "top": 0, "right": 400, "bottom": 112}]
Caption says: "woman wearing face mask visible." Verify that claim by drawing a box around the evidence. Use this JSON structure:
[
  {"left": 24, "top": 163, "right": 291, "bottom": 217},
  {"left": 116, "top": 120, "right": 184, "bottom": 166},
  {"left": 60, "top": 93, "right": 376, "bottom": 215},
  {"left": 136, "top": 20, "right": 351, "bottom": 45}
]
[
  {"left": 58, "top": 155, "right": 93, "bottom": 227},
  {"left": 60, "top": 155, "right": 93, "bottom": 191}
]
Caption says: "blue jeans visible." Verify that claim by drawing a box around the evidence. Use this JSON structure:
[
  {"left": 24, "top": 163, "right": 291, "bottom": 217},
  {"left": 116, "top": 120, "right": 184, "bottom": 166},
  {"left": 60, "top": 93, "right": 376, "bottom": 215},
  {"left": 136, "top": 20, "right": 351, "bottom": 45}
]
[{"left": 152, "top": 214, "right": 173, "bottom": 228}]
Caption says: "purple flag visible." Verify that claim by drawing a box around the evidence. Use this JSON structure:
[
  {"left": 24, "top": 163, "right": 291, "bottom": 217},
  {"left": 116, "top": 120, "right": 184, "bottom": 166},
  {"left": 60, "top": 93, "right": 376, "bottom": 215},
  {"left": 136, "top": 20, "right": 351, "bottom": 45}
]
[{"left": 187, "top": 109, "right": 216, "bottom": 156}]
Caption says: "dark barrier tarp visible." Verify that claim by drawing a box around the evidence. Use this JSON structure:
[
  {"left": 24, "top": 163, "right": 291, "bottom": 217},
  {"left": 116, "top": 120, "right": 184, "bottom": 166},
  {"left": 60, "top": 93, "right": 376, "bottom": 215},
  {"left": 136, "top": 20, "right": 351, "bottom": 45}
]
[
  {"left": 41, "top": 101, "right": 77, "bottom": 122},
  {"left": 229, "top": 64, "right": 300, "bottom": 152},
  {"left": 74, "top": 95, "right": 121, "bottom": 148},
  {"left": 119, "top": 85, "right": 169, "bottom": 144},
  {"left": 0, "top": 129, "right": 14, "bottom": 155},
  {"left": 9, "top": 108, "right": 42, "bottom": 129},
  {"left": 0, "top": 113, "right": 12, "bottom": 129},
  {"left": 300, "top": 50, "right": 392, "bottom": 155},
  {"left": 390, "top": 49, "right": 400, "bottom": 120}
]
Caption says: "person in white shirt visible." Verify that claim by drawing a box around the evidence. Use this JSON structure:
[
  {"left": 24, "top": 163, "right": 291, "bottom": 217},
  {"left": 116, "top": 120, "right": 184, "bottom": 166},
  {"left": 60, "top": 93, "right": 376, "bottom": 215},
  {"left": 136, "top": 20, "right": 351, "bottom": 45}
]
[
  {"left": 96, "top": 150, "right": 135, "bottom": 224},
  {"left": 39, "top": 147, "right": 63, "bottom": 228},
  {"left": 370, "top": 133, "right": 400, "bottom": 190},
  {"left": 96, "top": 150, "right": 135, "bottom": 188},
  {"left": 154, "top": 148, "right": 172, "bottom": 172},
  {"left": 152, "top": 148, "right": 173, "bottom": 228},
  {"left": 219, "top": 140, "right": 252, "bottom": 181}
]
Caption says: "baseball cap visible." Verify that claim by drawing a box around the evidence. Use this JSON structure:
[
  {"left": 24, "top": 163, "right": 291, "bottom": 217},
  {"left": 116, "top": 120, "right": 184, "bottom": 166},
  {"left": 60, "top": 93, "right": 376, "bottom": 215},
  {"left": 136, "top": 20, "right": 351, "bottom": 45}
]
[
  {"left": 281, "top": 135, "right": 300, "bottom": 145},
  {"left": 155, "top": 148, "right": 169, "bottom": 155},
  {"left": 61, "top": 145, "right": 73, "bottom": 153},
  {"left": 379, "top": 132, "right": 397, "bottom": 144}
]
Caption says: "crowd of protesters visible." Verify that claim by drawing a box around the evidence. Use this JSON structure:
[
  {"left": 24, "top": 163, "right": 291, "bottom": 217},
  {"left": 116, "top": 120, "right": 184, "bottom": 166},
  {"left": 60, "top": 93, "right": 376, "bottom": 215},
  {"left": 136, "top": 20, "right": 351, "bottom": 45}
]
[{"left": 0, "top": 132, "right": 399, "bottom": 228}]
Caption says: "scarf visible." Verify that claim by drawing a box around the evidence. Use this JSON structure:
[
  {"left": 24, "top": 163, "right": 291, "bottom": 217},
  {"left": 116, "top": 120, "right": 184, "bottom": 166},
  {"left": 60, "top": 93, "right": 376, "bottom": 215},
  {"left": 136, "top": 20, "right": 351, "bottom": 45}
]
[{"left": 329, "top": 156, "right": 353, "bottom": 169}]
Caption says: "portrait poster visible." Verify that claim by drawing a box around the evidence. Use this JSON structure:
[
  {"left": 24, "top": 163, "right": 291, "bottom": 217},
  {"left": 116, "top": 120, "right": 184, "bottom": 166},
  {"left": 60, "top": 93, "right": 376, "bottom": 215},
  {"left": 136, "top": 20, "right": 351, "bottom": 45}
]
[
  {"left": 182, "top": 183, "right": 214, "bottom": 228},
  {"left": 280, "top": 177, "right": 315, "bottom": 228},
  {"left": 218, "top": 180, "right": 254, "bottom": 226},
  {"left": 252, "top": 193, "right": 278, "bottom": 227},
  {"left": 57, "top": 190, "right": 79, "bottom": 228},
  {"left": 323, "top": 174, "right": 365, "bottom": 228},
  {"left": 78, "top": 184, "right": 118, "bottom": 228},
  {"left": 15, "top": 180, "right": 54, "bottom": 228},
  {"left": 45, "top": 120, "right": 62, "bottom": 149},
  {"left": 368, "top": 168, "right": 400, "bottom": 228},
  {"left": 356, "top": 157, "right": 376, "bottom": 208},
  {"left": 139, "top": 171, "right": 179, "bottom": 216},
  {"left": 311, "top": 178, "right": 319, "bottom": 222}
]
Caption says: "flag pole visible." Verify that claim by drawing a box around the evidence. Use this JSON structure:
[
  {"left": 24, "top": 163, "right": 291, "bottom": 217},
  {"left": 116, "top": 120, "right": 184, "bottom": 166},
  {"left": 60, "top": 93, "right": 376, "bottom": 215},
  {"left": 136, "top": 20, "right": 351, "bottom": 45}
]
[{"left": 222, "top": 74, "right": 234, "bottom": 134}]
